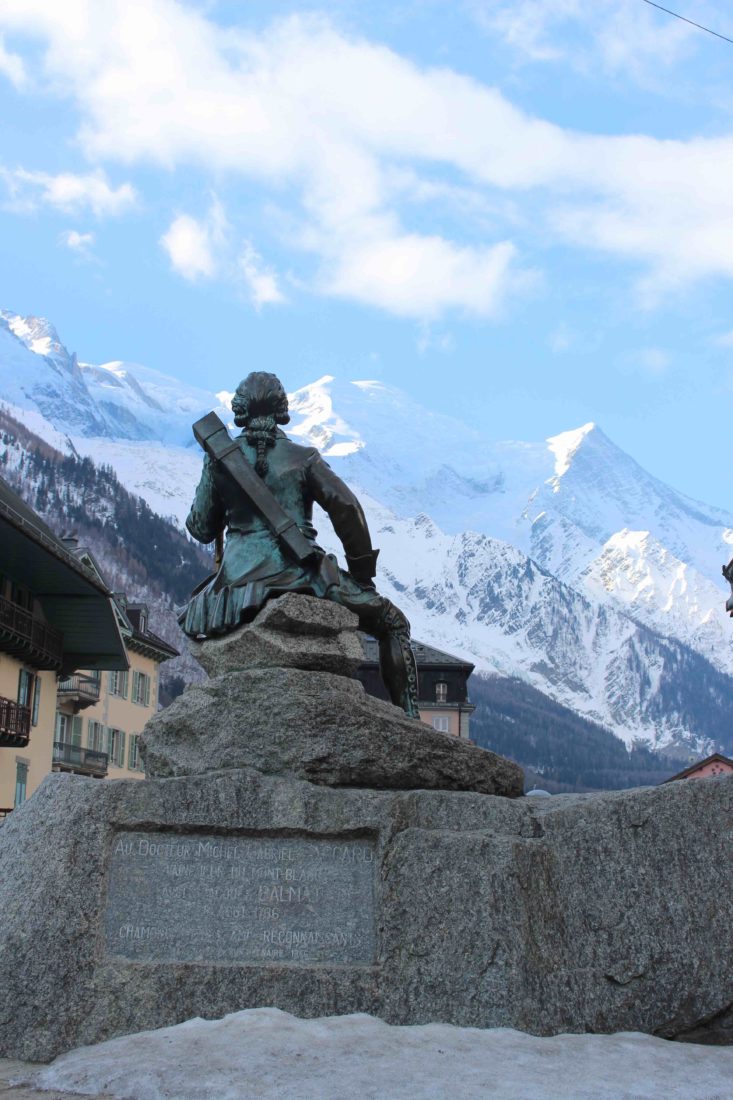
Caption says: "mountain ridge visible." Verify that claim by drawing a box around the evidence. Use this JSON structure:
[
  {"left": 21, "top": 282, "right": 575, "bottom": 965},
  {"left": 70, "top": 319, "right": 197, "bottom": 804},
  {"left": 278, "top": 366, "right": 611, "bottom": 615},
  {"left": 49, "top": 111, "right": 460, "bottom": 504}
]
[{"left": 2, "top": 307, "right": 732, "bottom": 755}]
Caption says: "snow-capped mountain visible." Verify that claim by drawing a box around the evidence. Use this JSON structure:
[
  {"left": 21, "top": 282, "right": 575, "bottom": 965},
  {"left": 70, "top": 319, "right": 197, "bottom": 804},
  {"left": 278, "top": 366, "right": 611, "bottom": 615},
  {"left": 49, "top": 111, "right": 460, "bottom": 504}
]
[
  {"left": 3, "top": 308, "right": 732, "bottom": 753},
  {"left": 0, "top": 311, "right": 230, "bottom": 444}
]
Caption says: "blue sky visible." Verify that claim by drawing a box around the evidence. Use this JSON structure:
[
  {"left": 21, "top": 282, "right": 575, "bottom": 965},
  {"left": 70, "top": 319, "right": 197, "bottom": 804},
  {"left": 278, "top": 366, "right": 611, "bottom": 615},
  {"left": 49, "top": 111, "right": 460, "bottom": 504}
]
[{"left": 2, "top": 0, "right": 733, "bottom": 507}]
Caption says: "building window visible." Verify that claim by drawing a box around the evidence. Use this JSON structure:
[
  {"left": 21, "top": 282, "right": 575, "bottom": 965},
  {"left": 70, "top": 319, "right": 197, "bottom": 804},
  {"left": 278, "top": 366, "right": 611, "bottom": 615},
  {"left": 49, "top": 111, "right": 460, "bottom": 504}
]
[
  {"left": 107, "top": 727, "right": 126, "bottom": 767},
  {"left": 435, "top": 681, "right": 448, "bottom": 704},
  {"left": 109, "top": 670, "right": 129, "bottom": 698},
  {"left": 87, "top": 719, "right": 106, "bottom": 752},
  {"left": 128, "top": 734, "right": 143, "bottom": 772},
  {"left": 56, "top": 711, "right": 70, "bottom": 742},
  {"left": 14, "top": 761, "right": 28, "bottom": 807},
  {"left": 432, "top": 715, "right": 450, "bottom": 733},
  {"left": 17, "top": 668, "right": 34, "bottom": 708},
  {"left": 132, "top": 670, "right": 151, "bottom": 707}
]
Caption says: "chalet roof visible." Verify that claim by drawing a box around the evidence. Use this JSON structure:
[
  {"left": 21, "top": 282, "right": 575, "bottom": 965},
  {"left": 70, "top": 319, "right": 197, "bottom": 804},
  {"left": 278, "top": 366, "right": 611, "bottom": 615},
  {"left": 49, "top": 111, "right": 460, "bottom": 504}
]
[
  {"left": 359, "top": 633, "right": 474, "bottom": 672},
  {"left": 663, "top": 752, "right": 733, "bottom": 783},
  {"left": 0, "top": 475, "right": 128, "bottom": 672}
]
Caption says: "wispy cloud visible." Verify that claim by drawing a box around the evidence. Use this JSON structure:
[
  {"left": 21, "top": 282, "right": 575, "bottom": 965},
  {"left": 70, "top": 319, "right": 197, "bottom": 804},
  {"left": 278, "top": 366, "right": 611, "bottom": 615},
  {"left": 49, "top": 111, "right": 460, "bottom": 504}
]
[
  {"left": 1, "top": 167, "right": 135, "bottom": 216},
  {"left": 3, "top": 3, "right": 733, "bottom": 318},
  {"left": 239, "top": 242, "right": 285, "bottom": 309},
  {"left": 59, "top": 229, "right": 96, "bottom": 260},
  {"left": 0, "top": 33, "right": 25, "bottom": 88},
  {"left": 634, "top": 347, "right": 670, "bottom": 374},
  {"left": 548, "top": 324, "right": 574, "bottom": 354},
  {"left": 161, "top": 200, "right": 285, "bottom": 308},
  {"left": 470, "top": 0, "right": 707, "bottom": 82}
]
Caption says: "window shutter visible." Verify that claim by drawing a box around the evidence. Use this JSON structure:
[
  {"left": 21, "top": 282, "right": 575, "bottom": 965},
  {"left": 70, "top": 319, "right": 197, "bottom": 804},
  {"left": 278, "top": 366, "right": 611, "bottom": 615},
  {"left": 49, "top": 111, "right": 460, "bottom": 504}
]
[
  {"left": 31, "top": 676, "right": 41, "bottom": 726},
  {"left": 144, "top": 675, "right": 150, "bottom": 707},
  {"left": 17, "top": 668, "right": 32, "bottom": 707},
  {"left": 118, "top": 730, "right": 126, "bottom": 767},
  {"left": 71, "top": 715, "right": 82, "bottom": 746},
  {"left": 122, "top": 670, "right": 129, "bottom": 698},
  {"left": 14, "top": 761, "right": 28, "bottom": 807}
]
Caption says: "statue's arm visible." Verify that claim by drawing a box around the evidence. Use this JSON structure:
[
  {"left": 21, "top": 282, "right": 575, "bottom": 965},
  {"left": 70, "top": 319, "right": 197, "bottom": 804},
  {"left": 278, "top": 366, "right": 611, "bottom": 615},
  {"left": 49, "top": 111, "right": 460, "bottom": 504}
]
[
  {"left": 186, "top": 455, "right": 225, "bottom": 545},
  {"left": 306, "top": 453, "right": 378, "bottom": 586}
]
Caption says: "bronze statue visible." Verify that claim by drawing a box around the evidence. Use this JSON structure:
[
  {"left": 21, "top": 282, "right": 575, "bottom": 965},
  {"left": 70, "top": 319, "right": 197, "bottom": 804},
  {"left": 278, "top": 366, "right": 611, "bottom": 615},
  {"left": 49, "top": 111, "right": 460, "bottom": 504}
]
[{"left": 180, "top": 371, "right": 419, "bottom": 717}]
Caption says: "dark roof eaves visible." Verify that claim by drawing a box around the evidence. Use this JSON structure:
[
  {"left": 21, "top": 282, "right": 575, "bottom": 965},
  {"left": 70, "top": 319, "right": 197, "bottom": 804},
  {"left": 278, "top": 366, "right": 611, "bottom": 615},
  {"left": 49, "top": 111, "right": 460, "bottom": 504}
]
[{"left": 0, "top": 486, "right": 112, "bottom": 597}]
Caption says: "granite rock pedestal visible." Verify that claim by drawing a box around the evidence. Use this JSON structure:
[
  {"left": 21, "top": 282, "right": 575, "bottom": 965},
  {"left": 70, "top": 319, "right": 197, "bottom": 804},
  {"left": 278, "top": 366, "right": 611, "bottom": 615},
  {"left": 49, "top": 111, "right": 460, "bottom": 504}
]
[
  {"left": 143, "top": 594, "right": 524, "bottom": 798},
  {"left": 0, "top": 595, "right": 732, "bottom": 1062}
]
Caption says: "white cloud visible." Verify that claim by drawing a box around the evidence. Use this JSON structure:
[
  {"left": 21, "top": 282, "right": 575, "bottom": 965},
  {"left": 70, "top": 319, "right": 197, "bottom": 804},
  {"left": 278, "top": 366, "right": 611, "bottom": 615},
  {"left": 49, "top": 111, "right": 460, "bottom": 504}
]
[
  {"left": 1, "top": 167, "right": 135, "bottom": 215},
  {"left": 239, "top": 242, "right": 285, "bottom": 308},
  {"left": 3, "top": 3, "right": 733, "bottom": 315},
  {"left": 59, "top": 229, "right": 96, "bottom": 258},
  {"left": 471, "top": 0, "right": 706, "bottom": 81},
  {"left": 160, "top": 213, "right": 217, "bottom": 282},
  {"left": 324, "top": 233, "right": 518, "bottom": 319},
  {"left": 0, "top": 33, "right": 26, "bottom": 87},
  {"left": 161, "top": 202, "right": 283, "bottom": 307},
  {"left": 714, "top": 331, "right": 733, "bottom": 348}
]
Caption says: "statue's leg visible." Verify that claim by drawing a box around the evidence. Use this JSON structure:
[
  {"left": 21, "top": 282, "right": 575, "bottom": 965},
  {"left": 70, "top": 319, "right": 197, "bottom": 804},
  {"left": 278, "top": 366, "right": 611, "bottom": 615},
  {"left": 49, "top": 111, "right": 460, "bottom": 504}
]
[
  {"left": 371, "top": 599, "right": 420, "bottom": 720},
  {"left": 329, "top": 580, "right": 420, "bottom": 718}
]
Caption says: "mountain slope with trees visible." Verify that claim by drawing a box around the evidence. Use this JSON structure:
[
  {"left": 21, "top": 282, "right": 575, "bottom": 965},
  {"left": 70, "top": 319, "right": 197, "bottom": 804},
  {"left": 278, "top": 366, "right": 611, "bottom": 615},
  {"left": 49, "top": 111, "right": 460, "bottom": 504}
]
[{"left": 0, "top": 406, "right": 210, "bottom": 692}]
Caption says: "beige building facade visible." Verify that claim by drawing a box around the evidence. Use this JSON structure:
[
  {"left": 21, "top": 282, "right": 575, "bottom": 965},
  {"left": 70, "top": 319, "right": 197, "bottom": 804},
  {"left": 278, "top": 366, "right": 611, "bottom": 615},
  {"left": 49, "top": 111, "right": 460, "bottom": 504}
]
[
  {"left": 54, "top": 598, "right": 177, "bottom": 785},
  {"left": 0, "top": 477, "right": 175, "bottom": 813},
  {"left": 0, "top": 635, "right": 59, "bottom": 813}
]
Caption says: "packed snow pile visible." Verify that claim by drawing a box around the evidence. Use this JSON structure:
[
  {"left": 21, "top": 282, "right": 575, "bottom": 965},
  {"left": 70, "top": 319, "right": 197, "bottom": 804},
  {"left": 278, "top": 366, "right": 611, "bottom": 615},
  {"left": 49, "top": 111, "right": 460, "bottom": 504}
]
[{"left": 22, "top": 1008, "right": 733, "bottom": 1100}]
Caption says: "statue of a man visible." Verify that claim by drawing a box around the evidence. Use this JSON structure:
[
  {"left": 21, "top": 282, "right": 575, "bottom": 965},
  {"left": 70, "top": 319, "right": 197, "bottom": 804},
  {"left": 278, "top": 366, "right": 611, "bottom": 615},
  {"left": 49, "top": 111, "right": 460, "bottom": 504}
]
[{"left": 180, "top": 371, "right": 419, "bottom": 717}]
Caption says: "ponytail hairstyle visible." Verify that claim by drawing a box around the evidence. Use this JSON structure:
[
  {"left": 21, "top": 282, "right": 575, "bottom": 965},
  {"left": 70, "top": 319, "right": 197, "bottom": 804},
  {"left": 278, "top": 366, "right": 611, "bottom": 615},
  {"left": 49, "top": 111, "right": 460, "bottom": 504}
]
[{"left": 231, "top": 372, "right": 290, "bottom": 476}]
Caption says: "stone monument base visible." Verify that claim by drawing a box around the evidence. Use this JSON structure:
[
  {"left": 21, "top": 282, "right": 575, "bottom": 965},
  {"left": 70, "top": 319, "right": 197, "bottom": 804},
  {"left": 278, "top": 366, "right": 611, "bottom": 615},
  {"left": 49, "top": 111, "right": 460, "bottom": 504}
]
[
  {"left": 1, "top": 595, "right": 731, "bottom": 1061},
  {"left": 0, "top": 768, "right": 732, "bottom": 1061}
]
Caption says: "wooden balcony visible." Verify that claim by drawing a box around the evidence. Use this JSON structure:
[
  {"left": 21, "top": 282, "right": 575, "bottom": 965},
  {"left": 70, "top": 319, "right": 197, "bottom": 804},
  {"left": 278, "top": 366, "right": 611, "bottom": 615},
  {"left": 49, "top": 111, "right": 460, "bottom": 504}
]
[
  {"left": 52, "top": 741, "right": 108, "bottom": 778},
  {"left": 0, "top": 593, "right": 64, "bottom": 670},
  {"left": 0, "top": 695, "right": 31, "bottom": 748},
  {"left": 57, "top": 673, "right": 101, "bottom": 710}
]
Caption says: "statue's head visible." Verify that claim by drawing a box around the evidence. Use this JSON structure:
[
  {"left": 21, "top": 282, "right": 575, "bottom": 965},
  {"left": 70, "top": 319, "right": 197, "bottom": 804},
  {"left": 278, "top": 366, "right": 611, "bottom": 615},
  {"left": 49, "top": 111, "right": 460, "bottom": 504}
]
[{"left": 231, "top": 372, "right": 290, "bottom": 428}]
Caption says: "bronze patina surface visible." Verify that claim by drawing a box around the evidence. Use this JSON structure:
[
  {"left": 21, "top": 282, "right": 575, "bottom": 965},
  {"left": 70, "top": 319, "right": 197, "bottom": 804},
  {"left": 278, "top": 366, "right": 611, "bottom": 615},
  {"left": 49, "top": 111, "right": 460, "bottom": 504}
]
[{"left": 180, "top": 371, "right": 419, "bottom": 717}]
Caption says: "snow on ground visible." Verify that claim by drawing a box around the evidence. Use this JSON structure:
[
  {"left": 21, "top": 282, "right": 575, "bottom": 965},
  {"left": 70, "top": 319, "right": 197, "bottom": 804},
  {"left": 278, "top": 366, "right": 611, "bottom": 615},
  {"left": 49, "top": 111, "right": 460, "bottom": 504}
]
[{"left": 21, "top": 1008, "right": 733, "bottom": 1100}]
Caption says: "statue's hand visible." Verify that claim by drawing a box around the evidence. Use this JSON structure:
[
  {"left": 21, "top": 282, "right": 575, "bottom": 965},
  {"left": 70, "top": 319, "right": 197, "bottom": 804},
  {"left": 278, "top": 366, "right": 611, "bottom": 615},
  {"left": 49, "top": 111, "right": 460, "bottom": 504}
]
[{"left": 346, "top": 549, "right": 379, "bottom": 590}]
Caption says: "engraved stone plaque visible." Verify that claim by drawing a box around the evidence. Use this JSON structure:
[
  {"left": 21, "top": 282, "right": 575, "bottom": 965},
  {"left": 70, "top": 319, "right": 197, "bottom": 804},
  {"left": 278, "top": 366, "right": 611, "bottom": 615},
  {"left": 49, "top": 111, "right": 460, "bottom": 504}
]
[{"left": 104, "top": 831, "right": 377, "bottom": 966}]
